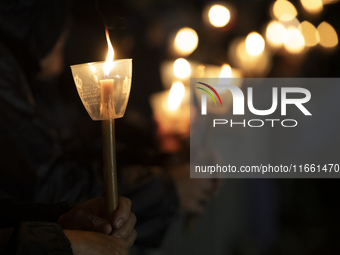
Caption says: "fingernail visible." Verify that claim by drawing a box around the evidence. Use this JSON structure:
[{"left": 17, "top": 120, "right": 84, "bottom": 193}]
[
  {"left": 115, "top": 219, "right": 123, "bottom": 228},
  {"left": 113, "top": 233, "right": 121, "bottom": 238}
]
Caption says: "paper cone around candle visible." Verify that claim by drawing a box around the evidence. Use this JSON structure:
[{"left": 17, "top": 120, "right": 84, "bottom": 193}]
[{"left": 70, "top": 59, "right": 132, "bottom": 120}]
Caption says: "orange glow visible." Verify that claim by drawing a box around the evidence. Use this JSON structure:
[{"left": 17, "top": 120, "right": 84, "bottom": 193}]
[
  {"left": 322, "top": 0, "right": 339, "bottom": 4},
  {"left": 220, "top": 64, "right": 232, "bottom": 78},
  {"left": 103, "top": 27, "right": 115, "bottom": 76},
  {"left": 168, "top": 82, "right": 185, "bottom": 111},
  {"left": 208, "top": 4, "right": 231, "bottom": 27},
  {"left": 245, "top": 32, "right": 265, "bottom": 56},
  {"left": 299, "top": 21, "right": 320, "bottom": 47},
  {"left": 317, "top": 22, "right": 338, "bottom": 48},
  {"left": 174, "top": 28, "right": 198, "bottom": 55},
  {"left": 266, "top": 21, "right": 287, "bottom": 48},
  {"left": 173, "top": 58, "right": 191, "bottom": 79},
  {"left": 280, "top": 18, "right": 301, "bottom": 30},
  {"left": 284, "top": 27, "right": 305, "bottom": 54},
  {"left": 300, "top": 0, "right": 323, "bottom": 13},
  {"left": 272, "top": 0, "right": 297, "bottom": 21}
]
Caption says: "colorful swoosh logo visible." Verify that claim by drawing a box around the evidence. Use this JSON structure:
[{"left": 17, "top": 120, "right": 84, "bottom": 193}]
[{"left": 196, "top": 82, "right": 223, "bottom": 106}]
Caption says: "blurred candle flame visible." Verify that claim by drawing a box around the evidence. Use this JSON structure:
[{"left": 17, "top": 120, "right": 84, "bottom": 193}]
[
  {"left": 168, "top": 82, "right": 185, "bottom": 111},
  {"left": 266, "top": 21, "right": 287, "bottom": 48},
  {"left": 174, "top": 27, "right": 198, "bottom": 55},
  {"left": 301, "top": 0, "right": 323, "bottom": 13},
  {"left": 217, "top": 64, "right": 233, "bottom": 88},
  {"left": 103, "top": 27, "right": 115, "bottom": 77},
  {"left": 284, "top": 27, "right": 305, "bottom": 54},
  {"left": 245, "top": 32, "right": 265, "bottom": 56},
  {"left": 220, "top": 64, "right": 232, "bottom": 78},
  {"left": 272, "top": 0, "right": 297, "bottom": 21},
  {"left": 299, "top": 21, "right": 320, "bottom": 47},
  {"left": 317, "top": 21, "right": 338, "bottom": 48},
  {"left": 208, "top": 4, "right": 230, "bottom": 27},
  {"left": 173, "top": 58, "right": 191, "bottom": 79}
]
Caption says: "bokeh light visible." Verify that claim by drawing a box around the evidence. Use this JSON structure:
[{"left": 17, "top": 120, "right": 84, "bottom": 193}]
[
  {"left": 299, "top": 21, "right": 320, "bottom": 47},
  {"left": 272, "top": 0, "right": 297, "bottom": 21},
  {"left": 266, "top": 21, "right": 287, "bottom": 48},
  {"left": 317, "top": 21, "right": 338, "bottom": 48},
  {"left": 284, "top": 27, "right": 305, "bottom": 54},
  {"left": 219, "top": 64, "right": 232, "bottom": 78},
  {"left": 280, "top": 18, "right": 301, "bottom": 30},
  {"left": 300, "top": 0, "right": 323, "bottom": 13},
  {"left": 322, "top": 0, "right": 339, "bottom": 4},
  {"left": 208, "top": 4, "right": 231, "bottom": 27},
  {"left": 245, "top": 32, "right": 265, "bottom": 56},
  {"left": 174, "top": 27, "right": 199, "bottom": 55},
  {"left": 232, "top": 38, "right": 272, "bottom": 76},
  {"left": 168, "top": 81, "right": 185, "bottom": 111},
  {"left": 173, "top": 58, "right": 191, "bottom": 79}
]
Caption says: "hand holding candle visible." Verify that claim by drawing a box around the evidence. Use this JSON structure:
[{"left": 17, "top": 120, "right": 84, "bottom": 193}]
[{"left": 71, "top": 27, "right": 132, "bottom": 216}]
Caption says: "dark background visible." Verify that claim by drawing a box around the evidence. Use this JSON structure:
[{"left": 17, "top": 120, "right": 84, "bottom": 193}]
[{"left": 34, "top": 0, "right": 340, "bottom": 254}]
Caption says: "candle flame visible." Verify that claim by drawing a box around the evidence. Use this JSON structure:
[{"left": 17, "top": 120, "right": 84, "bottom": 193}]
[
  {"left": 168, "top": 82, "right": 185, "bottom": 111},
  {"left": 220, "top": 64, "right": 232, "bottom": 78},
  {"left": 103, "top": 27, "right": 115, "bottom": 77},
  {"left": 173, "top": 58, "right": 191, "bottom": 79}
]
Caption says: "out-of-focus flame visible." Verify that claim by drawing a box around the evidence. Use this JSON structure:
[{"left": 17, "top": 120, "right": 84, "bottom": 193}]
[
  {"left": 317, "top": 21, "right": 338, "bottom": 48},
  {"left": 208, "top": 4, "right": 230, "bottom": 27},
  {"left": 103, "top": 27, "right": 115, "bottom": 77},
  {"left": 168, "top": 82, "right": 185, "bottom": 111},
  {"left": 174, "top": 27, "right": 198, "bottom": 56},
  {"left": 245, "top": 32, "right": 265, "bottom": 56},
  {"left": 266, "top": 21, "right": 287, "bottom": 48},
  {"left": 299, "top": 21, "right": 320, "bottom": 47},
  {"left": 301, "top": 0, "right": 323, "bottom": 13},
  {"left": 220, "top": 64, "right": 232, "bottom": 78},
  {"left": 173, "top": 58, "right": 191, "bottom": 79},
  {"left": 272, "top": 0, "right": 297, "bottom": 21},
  {"left": 217, "top": 64, "right": 233, "bottom": 87},
  {"left": 233, "top": 38, "right": 271, "bottom": 76},
  {"left": 284, "top": 27, "right": 305, "bottom": 54}
]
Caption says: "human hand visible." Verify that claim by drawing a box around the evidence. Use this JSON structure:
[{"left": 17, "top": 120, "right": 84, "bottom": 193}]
[
  {"left": 57, "top": 197, "right": 136, "bottom": 246},
  {"left": 170, "top": 164, "right": 222, "bottom": 214},
  {"left": 64, "top": 229, "right": 129, "bottom": 255}
]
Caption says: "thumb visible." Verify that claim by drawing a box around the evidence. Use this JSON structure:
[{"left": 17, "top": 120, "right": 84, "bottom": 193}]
[{"left": 75, "top": 210, "right": 112, "bottom": 234}]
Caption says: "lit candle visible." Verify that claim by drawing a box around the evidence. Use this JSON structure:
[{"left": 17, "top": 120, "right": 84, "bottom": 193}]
[
  {"left": 101, "top": 27, "right": 118, "bottom": 215},
  {"left": 100, "top": 28, "right": 115, "bottom": 119},
  {"left": 70, "top": 28, "right": 132, "bottom": 216}
]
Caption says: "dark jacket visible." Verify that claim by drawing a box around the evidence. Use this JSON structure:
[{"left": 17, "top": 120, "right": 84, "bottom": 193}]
[{"left": 0, "top": 192, "right": 74, "bottom": 255}]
